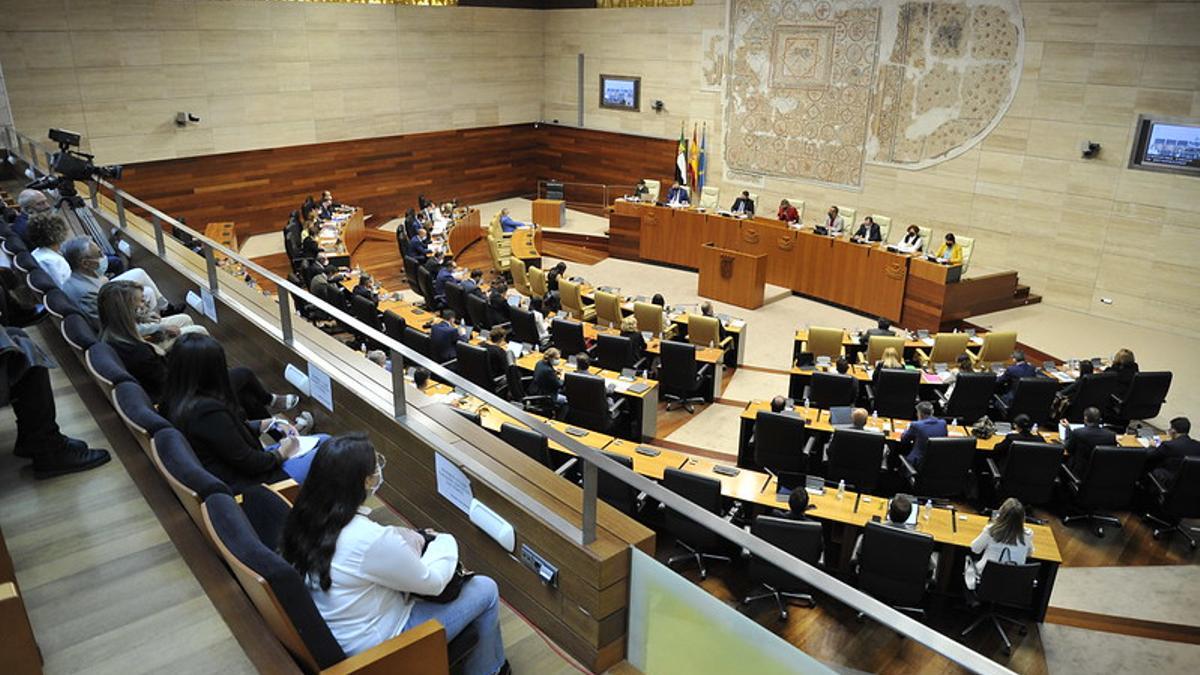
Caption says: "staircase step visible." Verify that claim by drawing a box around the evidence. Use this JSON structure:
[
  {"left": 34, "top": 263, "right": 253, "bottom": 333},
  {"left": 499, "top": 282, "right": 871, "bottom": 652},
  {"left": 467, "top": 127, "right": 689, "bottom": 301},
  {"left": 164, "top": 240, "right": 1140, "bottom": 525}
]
[{"left": 1013, "top": 284, "right": 1031, "bottom": 299}]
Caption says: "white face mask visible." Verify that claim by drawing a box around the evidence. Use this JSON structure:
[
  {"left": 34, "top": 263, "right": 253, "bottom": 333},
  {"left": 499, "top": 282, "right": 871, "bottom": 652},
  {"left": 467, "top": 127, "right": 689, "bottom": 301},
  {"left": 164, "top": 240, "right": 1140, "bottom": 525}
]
[
  {"left": 94, "top": 254, "right": 109, "bottom": 277},
  {"left": 366, "top": 466, "right": 383, "bottom": 499}
]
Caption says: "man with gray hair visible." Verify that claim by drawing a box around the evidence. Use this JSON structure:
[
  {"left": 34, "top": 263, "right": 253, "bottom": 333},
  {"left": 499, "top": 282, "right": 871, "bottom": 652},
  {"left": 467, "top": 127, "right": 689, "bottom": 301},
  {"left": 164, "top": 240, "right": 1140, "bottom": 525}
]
[
  {"left": 899, "top": 400, "right": 947, "bottom": 469},
  {"left": 61, "top": 236, "right": 199, "bottom": 340},
  {"left": 13, "top": 189, "right": 51, "bottom": 238},
  {"left": 997, "top": 348, "right": 1037, "bottom": 405}
]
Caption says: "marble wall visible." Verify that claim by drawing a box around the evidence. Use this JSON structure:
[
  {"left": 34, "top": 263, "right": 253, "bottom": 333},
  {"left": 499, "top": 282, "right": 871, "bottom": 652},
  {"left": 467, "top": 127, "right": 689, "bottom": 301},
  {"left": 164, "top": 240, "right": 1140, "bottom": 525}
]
[
  {"left": 0, "top": 0, "right": 544, "bottom": 164},
  {"left": 544, "top": 0, "right": 1200, "bottom": 335}
]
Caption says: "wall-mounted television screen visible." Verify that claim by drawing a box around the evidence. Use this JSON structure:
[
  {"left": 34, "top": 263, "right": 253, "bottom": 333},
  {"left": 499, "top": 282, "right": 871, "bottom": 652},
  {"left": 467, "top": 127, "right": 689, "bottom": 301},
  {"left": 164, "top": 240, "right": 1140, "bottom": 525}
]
[
  {"left": 1129, "top": 115, "right": 1200, "bottom": 176},
  {"left": 600, "top": 75, "right": 640, "bottom": 112}
]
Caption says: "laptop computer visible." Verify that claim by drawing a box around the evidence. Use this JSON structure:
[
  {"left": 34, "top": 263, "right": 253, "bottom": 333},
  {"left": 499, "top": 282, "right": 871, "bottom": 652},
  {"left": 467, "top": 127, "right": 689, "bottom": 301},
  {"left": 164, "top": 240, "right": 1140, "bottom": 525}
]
[{"left": 829, "top": 406, "right": 854, "bottom": 426}]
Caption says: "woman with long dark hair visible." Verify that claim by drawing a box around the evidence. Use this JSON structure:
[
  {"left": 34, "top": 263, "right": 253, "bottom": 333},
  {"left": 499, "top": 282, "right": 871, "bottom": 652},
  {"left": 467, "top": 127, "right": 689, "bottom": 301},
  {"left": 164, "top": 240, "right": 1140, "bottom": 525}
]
[
  {"left": 160, "top": 333, "right": 319, "bottom": 488},
  {"left": 965, "top": 497, "right": 1033, "bottom": 590},
  {"left": 280, "top": 434, "right": 507, "bottom": 674}
]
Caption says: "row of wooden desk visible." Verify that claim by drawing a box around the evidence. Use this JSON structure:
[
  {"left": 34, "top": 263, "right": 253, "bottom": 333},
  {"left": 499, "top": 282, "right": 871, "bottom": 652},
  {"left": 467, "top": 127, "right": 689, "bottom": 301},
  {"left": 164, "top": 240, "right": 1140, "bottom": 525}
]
[
  {"left": 421, "top": 381, "right": 1065, "bottom": 620},
  {"left": 609, "top": 201, "right": 1028, "bottom": 330}
]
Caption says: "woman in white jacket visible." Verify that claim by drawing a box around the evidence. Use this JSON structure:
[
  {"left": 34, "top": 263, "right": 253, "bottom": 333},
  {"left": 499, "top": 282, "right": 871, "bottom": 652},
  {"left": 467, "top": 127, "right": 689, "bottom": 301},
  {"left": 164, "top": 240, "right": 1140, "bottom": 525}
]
[
  {"left": 965, "top": 497, "right": 1033, "bottom": 591},
  {"left": 281, "top": 433, "right": 508, "bottom": 674}
]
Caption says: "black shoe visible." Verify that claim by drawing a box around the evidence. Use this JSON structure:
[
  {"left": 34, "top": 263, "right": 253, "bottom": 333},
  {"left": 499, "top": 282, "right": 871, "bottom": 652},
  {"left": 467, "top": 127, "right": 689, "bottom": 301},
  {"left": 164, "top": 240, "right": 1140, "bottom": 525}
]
[
  {"left": 33, "top": 446, "right": 111, "bottom": 479},
  {"left": 496, "top": 660, "right": 511, "bottom": 675},
  {"left": 161, "top": 302, "right": 188, "bottom": 317},
  {"left": 15, "top": 436, "right": 89, "bottom": 460}
]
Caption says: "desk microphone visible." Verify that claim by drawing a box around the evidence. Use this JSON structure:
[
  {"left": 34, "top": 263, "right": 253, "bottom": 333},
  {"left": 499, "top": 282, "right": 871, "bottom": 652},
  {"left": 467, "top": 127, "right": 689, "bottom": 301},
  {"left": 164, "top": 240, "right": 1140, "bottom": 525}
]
[{"left": 853, "top": 491, "right": 861, "bottom": 513}]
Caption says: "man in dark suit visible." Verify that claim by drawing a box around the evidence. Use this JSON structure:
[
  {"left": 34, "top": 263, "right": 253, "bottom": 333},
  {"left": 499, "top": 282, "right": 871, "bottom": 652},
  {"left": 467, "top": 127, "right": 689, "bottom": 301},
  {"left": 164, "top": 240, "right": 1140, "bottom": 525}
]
[
  {"left": 433, "top": 258, "right": 455, "bottom": 306},
  {"left": 731, "top": 190, "right": 755, "bottom": 216},
  {"left": 993, "top": 413, "right": 1046, "bottom": 470},
  {"left": 488, "top": 281, "right": 511, "bottom": 325},
  {"left": 408, "top": 228, "right": 430, "bottom": 259},
  {"left": 665, "top": 182, "right": 689, "bottom": 205},
  {"left": 352, "top": 273, "right": 379, "bottom": 304},
  {"left": 998, "top": 350, "right": 1038, "bottom": 403},
  {"left": 858, "top": 317, "right": 895, "bottom": 348},
  {"left": 1065, "top": 406, "right": 1117, "bottom": 475},
  {"left": 850, "top": 216, "right": 883, "bottom": 243},
  {"left": 429, "top": 309, "right": 464, "bottom": 364},
  {"left": 900, "top": 401, "right": 947, "bottom": 469},
  {"left": 484, "top": 327, "right": 511, "bottom": 381},
  {"left": 1146, "top": 417, "right": 1200, "bottom": 488},
  {"left": 461, "top": 269, "right": 485, "bottom": 297}
]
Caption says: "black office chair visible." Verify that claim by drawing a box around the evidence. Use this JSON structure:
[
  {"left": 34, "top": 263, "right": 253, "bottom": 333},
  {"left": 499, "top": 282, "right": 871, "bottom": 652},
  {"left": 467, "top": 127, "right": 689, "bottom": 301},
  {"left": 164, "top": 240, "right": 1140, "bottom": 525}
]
[
  {"left": 659, "top": 340, "right": 710, "bottom": 414},
  {"left": 742, "top": 516, "right": 821, "bottom": 621},
  {"left": 466, "top": 293, "right": 495, "bottom": 331},
  {"left": 402, "top": 255, "right": 420, "bottom": 289},
  {"left": 994, "top": 377, "right": 1058, "bottom": 426},
  {"left": 504, "top": 364, "right": 556, "bottom": 418},
  {"left": 415, "top": 265, "right": 439, "bottom": 310},
  {"left": 382, "top": 310, "right": 406, "bottom": 342},
  {"left": 499, "top": 423, "right": 555, "bottom": 470},
  {"left": 938, "top": 372, "right": 996, "bottom": 424},
  {"left": 61, "top": 312, "right": 97, "bottom": 351},
  {"left": 401, "top": 325, "right": 433, "bottom": 359},
  {"left": 445, "top": 281, "right": 469, "bottom": 325},
  {"left": 455, "top": 342, "right": 505, "bottom": 395},
  {"left": 595, "top": 333, "right": 644, "bottom": 372},
  {"left": 1061, "top": 446, "right": 1148, "bottom": 536},
  {"left": 550, "top": 318, "right": 588, "bottom": 357},
  {"left": 113, "top": 381, "right": 172, "bottom": 438},
  {"left": 662, "top": 468, "right": 729, "bottom": 580},
  {"left": 1110, "top": 371, "right": 1172, "bottom": 425},
  {"left": 564, "top": 372, "right": 624, "bottom": 436},
  {"left": 961, "top": 562, "right": 1040, "bottom": 655},
  {"left": 824, "top": 429, "right": 886, "bottom": 494},
  {"left": 806, "top": 371, "right": 858, "bottom": 409},
  {"left": 868, "top": 369, "right": 921, "bottom": 419},
  {"left": 508, "top": 306, "right": 544, "bottom": 348},
  {"left": 598, "top": 451, "right": 640, "bottom": 518},
  {"left": 989, "top": 441, "right": 1063, "bottom": 511},
  {"left": 1143, "top": 457, "right": 1200, "bottom": 549},
  {"left": 349, "top": 294, "right": 382, "bottom": 350},
  {"left": 856, "top": 522, "right": 935, "bottom": 618},
  {"left": 900, "top": 437, "right": 975, "bottom": 499},
  {"left": 752, "top": 411, "right": 814, "bottom": 490},
  {"left": 1063, "top": 372, "right": 1120, "bottom": 422}
]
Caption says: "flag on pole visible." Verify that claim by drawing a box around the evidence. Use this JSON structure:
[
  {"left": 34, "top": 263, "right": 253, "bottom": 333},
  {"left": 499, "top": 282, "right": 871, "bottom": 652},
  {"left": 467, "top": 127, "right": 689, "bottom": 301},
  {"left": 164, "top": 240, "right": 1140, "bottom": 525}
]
[
  {"left": 698, "top": 123, "right": 707, "bottom": 193},
  {"left": 675, "top": 122, "right": 688, "bottom": 185},
  {"left": 687, "top": 123, "right": 700, "bottom": 190}
]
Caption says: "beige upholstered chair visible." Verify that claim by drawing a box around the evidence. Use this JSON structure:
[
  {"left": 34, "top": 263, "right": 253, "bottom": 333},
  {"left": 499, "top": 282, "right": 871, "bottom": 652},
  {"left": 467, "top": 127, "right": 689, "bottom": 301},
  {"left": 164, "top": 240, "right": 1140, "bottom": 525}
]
[
  {"left": 688, "top": 315, "right": 732, "bottom": 351},
  {"left": 805, "top": 326, "right": 845, "bottom": 360},
  {"left": 788, "top": 198, "right": 806, "bottom": 221},
  {"left": 634, "top": 301, "right": 671, "bottom": 338},
  {"left": 916, "top": 332, "right": 970, "bottom": 366},
  {"left": 486, "top": 234, "right": 510, "bottom": 274},
  {"left": 594, "top": 291, "right": 623, "bottom": 328},
  {"left": 510, "top": 257, "right": 531, "bottom": 296},
  {"left": 957, "top": 236, "right": 976, "bottom": 273},
  {"left": 836, "top": 206, "right": 857, "bottom": 235},
  {"left": 559, "top": 279, "right": 595, "bottom": 321},
  {"left": 872, "top": 215, "right": 892, "bottom": 242},
  {"left": 970, "top": 331, "right": 1017, "bottom": 365},
  {"left": 917, "top": 226, "right": 933, "bottom": 249},
  {"left": 862, "top": 335, "right": 907, "bottom": 365},
  {"left": 528, "top": 266, "right": 547, "bottom": 299},
  {"left": 699, "top": 186, "right": 720, "bottom": 210},
  {"left": 641, "top": 178, "right": 662, "bottom": 202}
]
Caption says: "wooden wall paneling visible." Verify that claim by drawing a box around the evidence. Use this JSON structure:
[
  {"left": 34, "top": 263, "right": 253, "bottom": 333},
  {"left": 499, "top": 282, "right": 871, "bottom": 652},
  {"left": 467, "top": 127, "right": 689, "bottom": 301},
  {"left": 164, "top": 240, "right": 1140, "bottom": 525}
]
[
  {"left": 942, "top": 272, "right": 1021, "bottom": 323},
  {"left": 531, "top": 125, "right": 677, "bottom": 208},
  {"left": 607, "top": 213, "right": 642, "bottom": 261}
]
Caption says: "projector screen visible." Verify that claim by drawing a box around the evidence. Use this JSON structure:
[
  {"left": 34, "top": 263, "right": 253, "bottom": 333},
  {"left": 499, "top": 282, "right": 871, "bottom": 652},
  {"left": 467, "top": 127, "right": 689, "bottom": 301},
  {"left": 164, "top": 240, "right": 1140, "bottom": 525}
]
[{"left": 1129, "top": 115, "right": 1200, "bottom": 176}]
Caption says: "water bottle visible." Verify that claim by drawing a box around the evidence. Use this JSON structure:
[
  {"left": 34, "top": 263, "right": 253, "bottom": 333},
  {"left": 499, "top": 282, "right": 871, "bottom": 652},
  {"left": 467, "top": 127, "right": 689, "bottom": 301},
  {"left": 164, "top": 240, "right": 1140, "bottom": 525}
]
[
  {"left": 923, "top": 499, "right": 932, "bottom": 522},
  {"left": 871, "top": 410, "right": 878, "bottom": 428},
  {"left": 803, "top": 395, "right": 810, "bottom": 410},
  {"left": 836, "top": 479, "right": 846, "bottom": 501}
]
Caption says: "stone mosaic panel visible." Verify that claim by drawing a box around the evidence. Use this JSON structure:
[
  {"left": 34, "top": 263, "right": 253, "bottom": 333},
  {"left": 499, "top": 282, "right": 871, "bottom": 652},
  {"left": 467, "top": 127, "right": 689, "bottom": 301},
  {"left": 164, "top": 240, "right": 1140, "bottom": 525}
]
[{"left": 700, "top": 29, "right": 726, "bottom": 92}]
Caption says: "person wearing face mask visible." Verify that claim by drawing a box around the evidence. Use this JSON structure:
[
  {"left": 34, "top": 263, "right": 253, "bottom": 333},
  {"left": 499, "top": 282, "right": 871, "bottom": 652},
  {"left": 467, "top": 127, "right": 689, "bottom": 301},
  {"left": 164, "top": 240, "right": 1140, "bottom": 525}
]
[
  {"left": 14, "top": 188, "right": 52, "bottom": 238},
  {"left": 280, "top": 434, "right": 509, "bottom": 674}
]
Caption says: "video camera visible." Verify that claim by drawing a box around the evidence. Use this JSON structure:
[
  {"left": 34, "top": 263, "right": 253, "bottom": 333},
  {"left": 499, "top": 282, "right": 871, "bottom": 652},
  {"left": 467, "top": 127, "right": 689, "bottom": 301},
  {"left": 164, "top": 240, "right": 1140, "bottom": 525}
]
[{"left": 26, "top": 128, "right": 123, "bottom": 200}]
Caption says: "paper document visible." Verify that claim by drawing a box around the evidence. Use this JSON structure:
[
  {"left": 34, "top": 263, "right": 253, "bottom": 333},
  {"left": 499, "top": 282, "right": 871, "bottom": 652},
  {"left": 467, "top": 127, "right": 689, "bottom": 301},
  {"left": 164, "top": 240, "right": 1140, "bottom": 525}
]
[
  {"left": 307, "top": 362, "right": 334, "bottom": 411},
  {"left": 435, "top": 453, "right": 473, "bottom": 514},
  {"left": 292, "top": 435, "right": 324, "bottom": 457}
]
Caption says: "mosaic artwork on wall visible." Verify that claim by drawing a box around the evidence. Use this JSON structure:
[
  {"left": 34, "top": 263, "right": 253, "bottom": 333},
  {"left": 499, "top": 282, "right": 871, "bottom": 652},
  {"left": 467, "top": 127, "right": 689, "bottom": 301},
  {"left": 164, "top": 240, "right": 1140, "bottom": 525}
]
[
  {"left": 700, "top": 29, "right": 727, "bottom": 92},
  {"left": 721, "top": 0, "right": 1023, "bottom": 188}
]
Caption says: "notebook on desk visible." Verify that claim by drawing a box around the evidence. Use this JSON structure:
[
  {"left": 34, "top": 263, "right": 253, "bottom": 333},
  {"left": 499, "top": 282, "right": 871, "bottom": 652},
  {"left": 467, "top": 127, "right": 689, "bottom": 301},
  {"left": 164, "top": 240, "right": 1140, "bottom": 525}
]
[{"left": 627, "top": 382, "right": 651, "bottom": 394}]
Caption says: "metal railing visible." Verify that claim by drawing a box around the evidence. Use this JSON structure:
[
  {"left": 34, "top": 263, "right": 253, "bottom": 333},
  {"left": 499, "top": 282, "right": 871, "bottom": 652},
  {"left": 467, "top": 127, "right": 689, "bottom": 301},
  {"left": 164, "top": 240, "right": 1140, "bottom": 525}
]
[
  {"left": 536, "top": 179, "right": 638, "bottom": 212},
  {"left": 1, "top": 125, "right": 1015, "bottom": 675}
]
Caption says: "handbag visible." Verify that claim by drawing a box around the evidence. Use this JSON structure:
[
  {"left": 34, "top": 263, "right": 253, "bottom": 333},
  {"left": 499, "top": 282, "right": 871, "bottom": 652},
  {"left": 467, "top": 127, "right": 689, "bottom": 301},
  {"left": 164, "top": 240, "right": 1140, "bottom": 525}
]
[
  {"left": 970, "top": 416, "right": 996, "bottom": 439},
  {"left": 414, "top": 530, "right": 475, "bottom": 604}
]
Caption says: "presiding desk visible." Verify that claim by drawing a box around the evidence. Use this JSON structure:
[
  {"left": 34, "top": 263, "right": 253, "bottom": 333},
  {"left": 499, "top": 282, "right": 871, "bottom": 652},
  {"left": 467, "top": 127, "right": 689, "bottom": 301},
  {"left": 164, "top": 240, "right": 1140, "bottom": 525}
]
[{"left": 610, "top": 200, "right": 1028, "bottom": 331}]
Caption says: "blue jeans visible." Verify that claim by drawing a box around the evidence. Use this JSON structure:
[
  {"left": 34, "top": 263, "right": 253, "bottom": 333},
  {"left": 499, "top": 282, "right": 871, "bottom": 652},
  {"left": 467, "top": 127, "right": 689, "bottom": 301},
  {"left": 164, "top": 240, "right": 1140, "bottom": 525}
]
[
  {"left": 266, "top": 433, "right": 329, "bottom": 483},
  {"left": 403, "top": 575, "right": 505, "bottom": 675}
]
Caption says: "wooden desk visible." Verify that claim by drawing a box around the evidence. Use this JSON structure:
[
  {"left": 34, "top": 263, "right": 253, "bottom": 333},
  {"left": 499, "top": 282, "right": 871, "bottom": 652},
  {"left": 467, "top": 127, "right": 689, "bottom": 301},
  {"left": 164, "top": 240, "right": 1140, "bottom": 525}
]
[
  {"left": 698, "top": 242, "right": 767, "bottom": 310},
  {"left": 513, "top": 353, "right": 659, "bottom": 440},
  {"left": 445, "top": 208, "right": 481, "bottom": 258},
  {"left": 532, "top": 199, "right": 565, "bottom": 228},
  {"left": 510, "top": 226, "right": 542, "bottom": 262},
  {"left": 204, "top": 221, "right": 238, "bottom": 261}
]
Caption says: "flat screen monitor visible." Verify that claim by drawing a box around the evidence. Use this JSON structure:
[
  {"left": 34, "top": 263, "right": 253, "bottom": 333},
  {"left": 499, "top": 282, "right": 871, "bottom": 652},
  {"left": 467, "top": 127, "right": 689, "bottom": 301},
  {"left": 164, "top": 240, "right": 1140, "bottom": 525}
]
[
  {"left": 599, "top": 74, "right": 640, "bottom": 112},
  {"left": 1129, "top": 115, "right": 1200, "bottom": 177}
]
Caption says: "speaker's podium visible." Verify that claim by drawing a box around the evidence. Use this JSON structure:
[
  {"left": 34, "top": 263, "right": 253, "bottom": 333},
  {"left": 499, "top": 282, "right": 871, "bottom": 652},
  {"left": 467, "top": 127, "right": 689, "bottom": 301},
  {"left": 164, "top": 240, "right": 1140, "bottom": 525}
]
[{"left": 697, "top": 242, "right": 767, "bottom": 310}]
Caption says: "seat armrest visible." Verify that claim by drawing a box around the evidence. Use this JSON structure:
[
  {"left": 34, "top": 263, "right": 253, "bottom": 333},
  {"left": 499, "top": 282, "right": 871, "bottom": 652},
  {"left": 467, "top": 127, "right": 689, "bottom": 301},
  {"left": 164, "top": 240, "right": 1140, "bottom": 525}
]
[
  {"left": 935, "top": 390, "right": 949, "bottom": 406},
  {"left": 992, "top": 394, "right": 1008, "bottom": 415},
  {"left": 555, "top": 458, "right": 579, "bottom": 477},
  {"left": 986, "top": 457, "right": 1002, "bottom": 479},
  {"left": 696, "top": 363, "right": 713, "bottom": 378},
  {"left": 439, "top": 358, "right": 458, "bottom": 368},
  {"left": 1147, "top": 472, "right": 1168, "bottom": 496},
  {"left": 1060, "top": 463, "right": 1081, "bottom": 488},
  {"left": 322, "top": 618, "right": 449, "bottom": 675},
  {"left": 899, "top": 454, "right": 917, "bottom": 482},
  {"left": 608, "top": 397, "right": 626, "bottom": 416},
  {"left": 802, "top": 436, "right": 817, "bottom": 458},
  {"left": 863, "top": 384, "right": 875, "bottom": 403},
  {"left": 915, "top": 348, "right": 930, "bottom": 366},
  {"left": 267, "top": 478, "right": 301, "bottom": 503}
]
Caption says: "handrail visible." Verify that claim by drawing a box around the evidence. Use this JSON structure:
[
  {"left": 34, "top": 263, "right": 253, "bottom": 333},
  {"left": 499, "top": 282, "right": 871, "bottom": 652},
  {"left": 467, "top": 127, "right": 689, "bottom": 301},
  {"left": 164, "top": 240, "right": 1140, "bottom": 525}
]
[
  {"left": 2, "top": 124, "right": 1015, "bottom": 675},
  {"left": 535, "top": 179, "right": 637, "bottom": 209}
]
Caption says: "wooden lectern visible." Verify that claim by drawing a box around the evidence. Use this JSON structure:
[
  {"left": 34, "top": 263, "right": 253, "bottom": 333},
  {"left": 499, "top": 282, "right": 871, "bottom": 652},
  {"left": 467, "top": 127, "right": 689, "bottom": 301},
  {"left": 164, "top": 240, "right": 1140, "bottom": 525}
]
[
  {"left": 697, "top": 242, "right": 767, "bottom": 310},
  {"left": 532, "top": 199, "right": 565, "bottom": 228}
]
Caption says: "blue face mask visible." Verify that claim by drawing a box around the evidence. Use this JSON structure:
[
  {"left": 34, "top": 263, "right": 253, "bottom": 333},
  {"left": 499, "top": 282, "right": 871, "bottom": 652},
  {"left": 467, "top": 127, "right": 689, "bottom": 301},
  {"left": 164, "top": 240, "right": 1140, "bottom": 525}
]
[{"left": 95, "top": 254, "right": 109, "bottom": 277}]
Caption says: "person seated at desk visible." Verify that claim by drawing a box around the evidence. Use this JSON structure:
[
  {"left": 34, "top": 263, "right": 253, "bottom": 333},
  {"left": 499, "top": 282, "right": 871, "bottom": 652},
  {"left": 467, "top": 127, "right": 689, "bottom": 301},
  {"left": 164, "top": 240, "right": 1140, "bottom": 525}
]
[
  {"left": 859, "top": 317, "right": 895, "bottom": 348},
  {"left": 821, "top": 206, "right": 845, "bottom": 236},
  {"left": 665, "top": 182, "right": 689, "bottom": 206},
  {"left": 1105, "top": 348, "right": 1139, "bottom": 391},
  {"left": 965, "top": 498, "right": 1033, "bottom": 592},
  {"left": 403, "top": 208, "right": 421, "bottom": 240},
  {"left": 698, "top": 300, "right": 728, "bottom": 344},
  {"left": 484, "top": 327, "right": 512, "bottom": 381},
  {"left": 300, "top": 216, "right": 322, "bottom": 260},
  {"left": 433, "top": 258, "right": 455, "bottom": 306},
  {"left": 901, "top": 401, "right": 947, "bottom": 469},
  {"left": 997, "top": 349, "right": 1038, "bottom": 404},
  {"left": 1146, "top": 417, "right": 1200, "bottom": 489},
  {"left": 488, "top": 281, "right": 511, "bottom": 325},
  {"left": 933, "top": 232, "right": 963, "bottom": 265},
  {"left": 352, "top": 273, "right": 379, "bottom": 304},
  {"left": 993, "top": 414, "right": 1046, "bottom": 470},
  {"left": 430, "top": 309, "right": 466, "bottom": 364},
  {"left": 942, "top": 353, "right": 979, "bottom": 401},
  {"left": 573, "top": 352, "right": 593, "bottom": 374},
  {"left": 852, "top": 495, "right": 936, "bottom": 573},
  {"left": 531, "top": 347, "right": 567, "bottom": 407},
  {"left": 546, "top": 262, "right": 568, "bottom": 293},
  {"left": 632, "top": 179, "right": 651, "bottom": 201},
  {"left": 461, "top": 269, "right": 485, "bottom": 298},
  {"left": 1064, "top": 406, "right": 1117, "bottom": 475},
  {"left": 871, "top": 346, "right": 907, "bottom": 386},
  {"left": 619, "top": 316, "right": 647, "bottom": 363},
  {"left": 1052, "top": 359, "right": 1093, "bottom": 417},
  {"left": 850, "top": 216, "right": 883, "bottom": 244},
  {"left": 279, "top": 435, "right": 508, "bottom": 673},
  {"left": 772, "top": 489, "right": 813, "bottom": 521},
  {"left": 409, "top": 228, "right": 431, "bottom": 259},
  {"left": 498, "top": 208, "right": 527, "bottom": 233},
  {"left": 894, "top": 224, "right": 925, "bottom": 254},
  {"left": 832, "top": 357, "right": 861, "bottom": 401},
  {"left": 777, "top": 199, "right": 799, "bottom": 224},
  {"left": 731, "top": 190, "right": 755, "bottom": 216},
  {"left": 834, "top": 408, "right": 872, "bottom": 431},
  {"left": 651, "top": 293, "right": 666, "bottom": 309}
]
